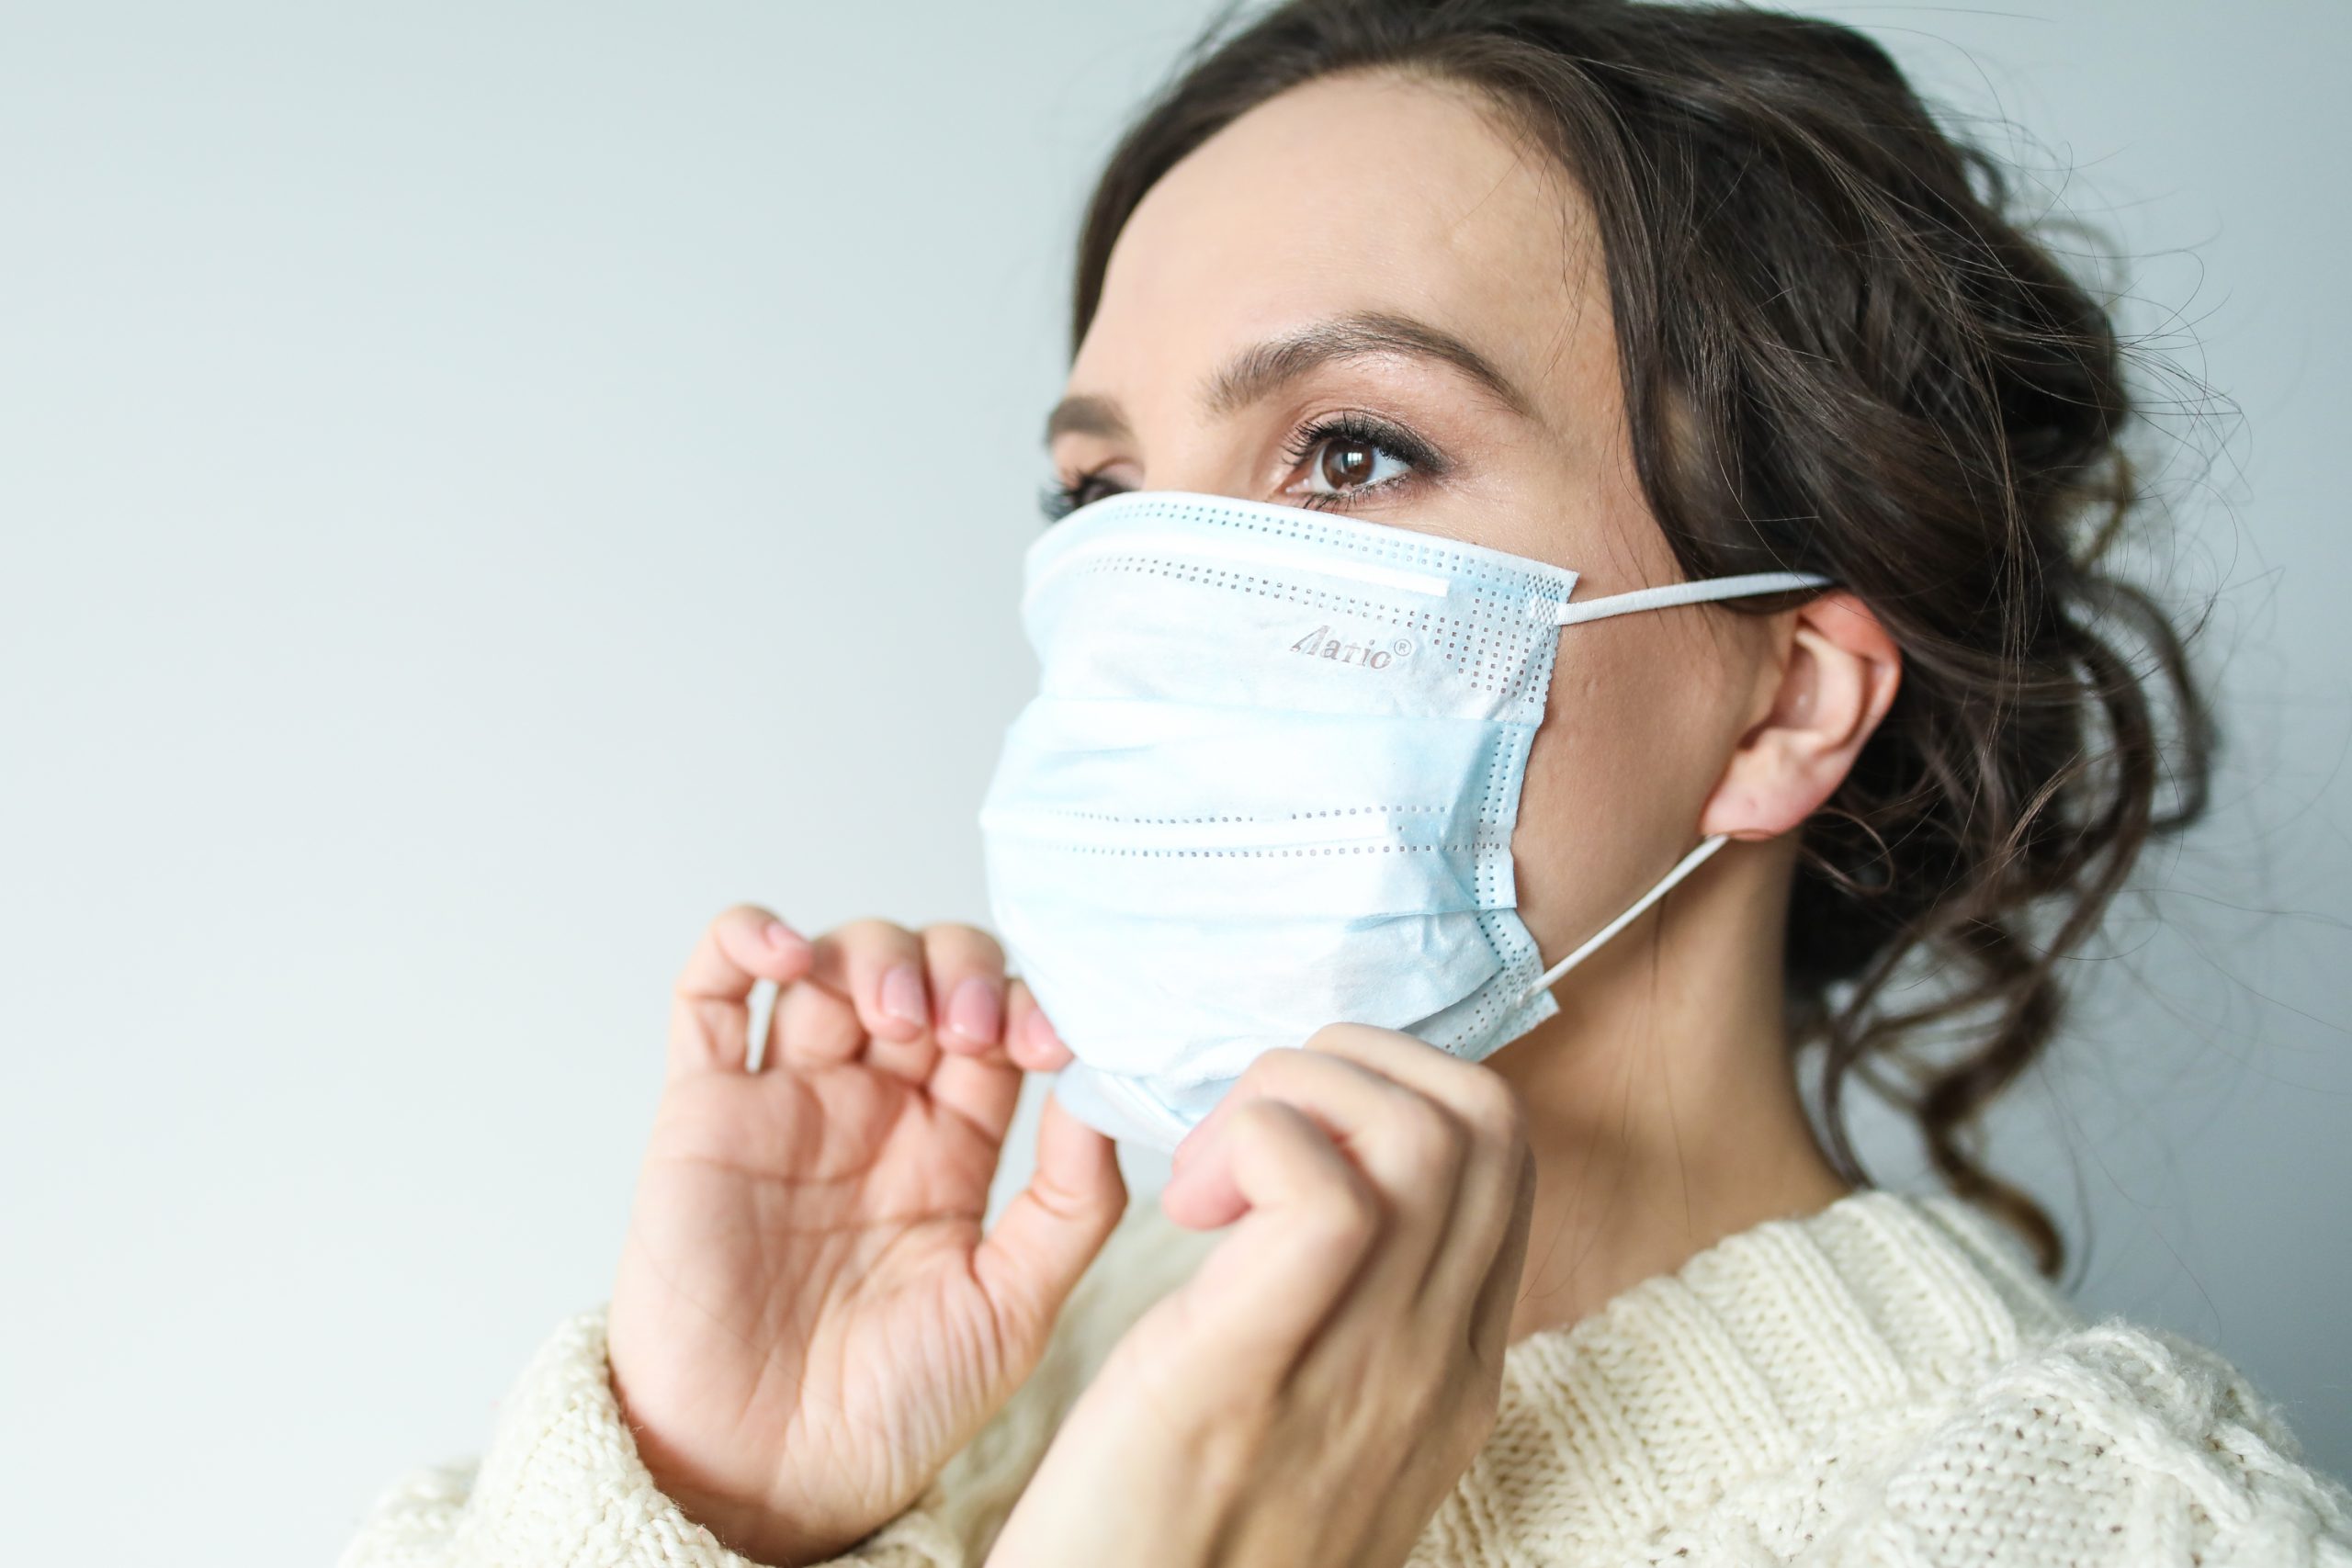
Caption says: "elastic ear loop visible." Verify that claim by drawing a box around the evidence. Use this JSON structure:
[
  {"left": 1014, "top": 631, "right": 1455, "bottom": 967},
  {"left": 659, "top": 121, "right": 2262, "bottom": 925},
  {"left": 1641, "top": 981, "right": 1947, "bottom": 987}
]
[
  {"left": 1514, "top": 568, "right": 1833, "bottom": 1004},
  {"left": 1550, "top": 569, "right": 1832, "bottom": 626},
  {"left": 1516, "top": 834, "right": 1729, "bottom": 1002}
]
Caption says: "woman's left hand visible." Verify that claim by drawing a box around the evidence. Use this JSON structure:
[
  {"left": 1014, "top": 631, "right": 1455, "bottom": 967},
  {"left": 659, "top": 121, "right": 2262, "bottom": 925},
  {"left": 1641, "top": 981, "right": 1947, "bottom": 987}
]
[{"left": 983, "top": 1023, "right": 1537, "bottom": 1568}]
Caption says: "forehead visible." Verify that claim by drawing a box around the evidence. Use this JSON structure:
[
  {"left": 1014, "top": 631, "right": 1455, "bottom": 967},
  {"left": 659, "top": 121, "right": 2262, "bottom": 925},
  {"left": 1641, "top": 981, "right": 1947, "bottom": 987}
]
[{"left": 1075, "top": 70, "right": 1611, "bottom": 431}]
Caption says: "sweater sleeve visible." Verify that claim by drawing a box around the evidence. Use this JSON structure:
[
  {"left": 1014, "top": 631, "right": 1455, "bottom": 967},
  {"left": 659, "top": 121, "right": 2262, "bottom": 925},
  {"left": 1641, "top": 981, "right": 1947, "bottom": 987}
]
[{"left": 335, "top": 1197, "right": 1210, "bottom": 1568}]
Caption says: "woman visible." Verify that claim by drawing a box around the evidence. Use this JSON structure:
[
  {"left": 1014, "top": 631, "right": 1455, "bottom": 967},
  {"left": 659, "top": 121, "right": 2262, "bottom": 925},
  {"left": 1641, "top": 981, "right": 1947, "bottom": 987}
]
[{"left": 340, "top": 3, "right": 2352, "bottom": 1564}]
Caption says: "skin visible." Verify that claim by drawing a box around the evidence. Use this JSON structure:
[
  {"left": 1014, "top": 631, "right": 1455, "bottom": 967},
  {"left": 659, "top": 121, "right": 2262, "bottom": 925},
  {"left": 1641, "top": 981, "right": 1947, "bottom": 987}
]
[
  {"left": 606, "top": 915, "right": 1125, "bottom": 1565},
  {"left": 607, "top": 66, "right": 1901, "bottom": 1568}
]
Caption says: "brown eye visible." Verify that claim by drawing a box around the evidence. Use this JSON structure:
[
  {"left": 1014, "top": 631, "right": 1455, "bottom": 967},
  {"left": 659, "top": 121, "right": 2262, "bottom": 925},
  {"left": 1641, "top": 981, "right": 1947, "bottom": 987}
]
[
  {"left": 1318, "top": 438, "right": 1380, "bottom": 490},
  {"left": 1298, "top": 433, "right": 1412, "bottom": 500}
]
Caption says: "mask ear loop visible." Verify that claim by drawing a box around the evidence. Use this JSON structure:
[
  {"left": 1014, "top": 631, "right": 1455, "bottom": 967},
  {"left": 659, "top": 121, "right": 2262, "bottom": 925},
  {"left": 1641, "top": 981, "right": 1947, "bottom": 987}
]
[
  {"left": 1513, "top": 567, "right": 1834, "bottom": 1004},
  {"left": 1550, "top": 570, "right": 1832, "bottom": 626},
  {"left": 1516, "top": 834, "right": 1730, "bottom": 1003}
]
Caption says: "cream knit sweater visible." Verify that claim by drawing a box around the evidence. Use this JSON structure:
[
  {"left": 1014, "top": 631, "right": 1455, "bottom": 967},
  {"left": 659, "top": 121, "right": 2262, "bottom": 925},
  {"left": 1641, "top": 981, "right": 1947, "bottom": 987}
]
[{"left": 340, "top": 1188, "right": 2352, "bottom": 1567}]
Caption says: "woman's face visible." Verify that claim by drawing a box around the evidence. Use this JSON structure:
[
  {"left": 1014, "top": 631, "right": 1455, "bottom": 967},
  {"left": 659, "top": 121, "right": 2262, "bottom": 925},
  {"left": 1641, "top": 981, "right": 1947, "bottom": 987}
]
[{"left": 1046, "top": 69, "right": 1783, "bottom": 974}]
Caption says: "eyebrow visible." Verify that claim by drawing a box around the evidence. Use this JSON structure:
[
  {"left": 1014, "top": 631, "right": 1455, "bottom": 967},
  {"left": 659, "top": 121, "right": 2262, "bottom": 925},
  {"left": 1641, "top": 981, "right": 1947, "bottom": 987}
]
[
  {"left": 1042, "top": 391, "right": 1132, "bottom": 448},
  {"left": 1041, "top": 309, "right": 1539, "bottom": 448}
]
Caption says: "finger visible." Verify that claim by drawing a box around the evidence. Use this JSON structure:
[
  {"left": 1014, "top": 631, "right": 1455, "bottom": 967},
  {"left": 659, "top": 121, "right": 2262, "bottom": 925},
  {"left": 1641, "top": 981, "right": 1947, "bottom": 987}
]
[
  {"left": 1159, "top": 1098, "right": 1381, "bottom": 1376},
  {"left": 971, "top": 1086, "right": 1128, "bottom": 1350},
  {"left": 1162, "top": 1027, "right": 1439, "bottom": 1183},
  {"left": 1003, "top": 977, "right": 1073, "bottom": 1072},
  {"left": 1162, "top": 1045, "right": 1464, "bottom": 1302},
  {"left": 921, "top": 923, "right": 1007, "bottom": 1057},
  {"left": 925, "top": 1046, "right": 1025, "bottom": 1145},
  {"left": 1420, "top": 1069, "right": 1531, "bottom": 1328},
  {"left": 1157, "top": 1048, "right": 1448, "bottom": 1232},
  {"left": 1288, "top": 1024, "right": 1529, "bottom": 1322},
  {"left": 1004, "top": 979, "right": 1073, "bottom": 1072},
  {"left": 666, "top": 905, "right": 816, "bottom": 1085},
  {"left": 922, "top": 961, "right": 1024, "bottom": 1144},
  {"left": 764, "top": 966, "right": 865, "bottom": 1070},
  {"left": 808, "top": 919, "right": 935, "bottom": 1081},
  {"left": 1466, "top": 1135, "right": 1538, "bottom": 1374},
  {"left": 1290, "top": 1022, "right": 1496, "bottom": 1129}
]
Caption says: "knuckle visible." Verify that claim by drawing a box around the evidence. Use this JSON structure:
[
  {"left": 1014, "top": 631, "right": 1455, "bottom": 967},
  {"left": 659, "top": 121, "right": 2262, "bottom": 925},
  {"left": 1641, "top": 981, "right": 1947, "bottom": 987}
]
[
  {"left": 1313, "top": 1176, "right": 1382, "bottom": 1248},
  {"left": 1387, "top": 1095, "right": 1465, "bottom": 1177},
  {"left": 1450, "top": 1067, "right": 1527, "bottom": 1146},
  {"left": 1225, "top": 1094, "right": 1290, "bottom": 1139},
  {"left": 1237, "top": 1045, "right": 1308, "bottom": 1089},
  {"left": 1239, "top": 1101, "right": 1379, "bottom": 1235},
  {"left": 1301, "top": 1021, "right": 1368, "bottom": 1055},
  {"left": 834, "top": 916, "right": 912, "bottom": 953},
  {"left": 1456, "top": 1379, "right": 1502, "bottom": 1450},
  {"left": 922, "top": 921, "right": 1005, "bottom": 966}
]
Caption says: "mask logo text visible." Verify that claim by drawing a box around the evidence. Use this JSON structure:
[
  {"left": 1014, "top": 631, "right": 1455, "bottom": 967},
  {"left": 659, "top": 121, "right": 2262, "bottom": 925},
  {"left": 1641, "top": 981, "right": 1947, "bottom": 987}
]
[{"left": 1289, "top": 626, "right": 1416, "bottom": 670}]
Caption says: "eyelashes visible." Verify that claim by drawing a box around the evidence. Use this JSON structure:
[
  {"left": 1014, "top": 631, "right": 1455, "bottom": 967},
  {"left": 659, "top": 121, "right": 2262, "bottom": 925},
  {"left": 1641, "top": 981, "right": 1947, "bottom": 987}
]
[
  {"left": 1038, "top": 461, "right": 1148, "bottom": 523},
  {"left": 1039, "top": 410, "right": 1447, "bottom": 525},
  {"left": 1279, "top": 411, "right": 1442, "bottom": 510}
]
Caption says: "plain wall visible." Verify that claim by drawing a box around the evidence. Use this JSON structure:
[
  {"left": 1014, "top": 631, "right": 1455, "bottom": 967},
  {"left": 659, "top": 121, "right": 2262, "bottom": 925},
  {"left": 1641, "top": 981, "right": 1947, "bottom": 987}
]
[{"left": 2, "top": 3, "right": 2345, "bottom": 1560}]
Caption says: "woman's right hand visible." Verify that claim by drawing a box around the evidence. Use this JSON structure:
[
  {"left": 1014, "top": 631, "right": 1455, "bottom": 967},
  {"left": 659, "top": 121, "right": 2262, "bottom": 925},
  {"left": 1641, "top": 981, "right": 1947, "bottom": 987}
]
[{"left": 605, "top": 906, "right": 1125, "bottom": 1568}]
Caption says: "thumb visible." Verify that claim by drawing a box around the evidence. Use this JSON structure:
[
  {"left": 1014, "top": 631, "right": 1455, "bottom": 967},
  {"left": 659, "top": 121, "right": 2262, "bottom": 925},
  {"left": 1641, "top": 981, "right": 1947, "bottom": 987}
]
[{"left": 970, "top": 1088, "right": 1127, "bottom": 1350}]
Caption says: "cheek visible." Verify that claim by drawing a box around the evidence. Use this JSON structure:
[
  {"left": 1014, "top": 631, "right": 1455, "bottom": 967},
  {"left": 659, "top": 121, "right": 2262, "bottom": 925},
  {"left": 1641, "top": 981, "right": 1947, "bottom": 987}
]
[{"left": 1508, "top": 620, "right": 1737, "bottom": 955}]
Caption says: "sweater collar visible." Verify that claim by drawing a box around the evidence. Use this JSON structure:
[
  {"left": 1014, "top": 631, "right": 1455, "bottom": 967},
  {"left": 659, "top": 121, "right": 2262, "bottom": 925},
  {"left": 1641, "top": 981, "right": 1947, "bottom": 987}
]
[{"left": 1464, "top": 1189, "right": 2084, "bottom": 1547}]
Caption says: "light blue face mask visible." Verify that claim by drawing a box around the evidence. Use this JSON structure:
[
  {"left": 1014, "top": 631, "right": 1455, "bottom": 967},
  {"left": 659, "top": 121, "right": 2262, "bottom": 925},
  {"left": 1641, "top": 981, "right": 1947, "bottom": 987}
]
[{"left": 977, "top": 488, "right": 1829, "bottom": 1151}]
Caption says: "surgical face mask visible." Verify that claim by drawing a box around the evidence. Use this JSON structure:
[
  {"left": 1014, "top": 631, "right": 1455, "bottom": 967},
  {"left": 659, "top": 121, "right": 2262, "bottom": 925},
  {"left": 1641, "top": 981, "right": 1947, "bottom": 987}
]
[{"left": 977, "top": 488, "right": 1828, "bottom": 1151}]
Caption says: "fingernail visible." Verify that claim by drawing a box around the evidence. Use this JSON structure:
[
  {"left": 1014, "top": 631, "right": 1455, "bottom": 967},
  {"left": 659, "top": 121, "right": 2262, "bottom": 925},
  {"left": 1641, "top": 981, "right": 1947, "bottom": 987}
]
[
  {"left": 1023, "top": 1006, "right": 1063, "bottom": 1055},
  {"left": 880, "top": 963, "right": 928, "bottom": 1028},
  {"left": 946, "top": 976, "right": 1002, "bottom": 1045},
  {"left": 763, "top": 919, "right": 809, "bottom": 954}
]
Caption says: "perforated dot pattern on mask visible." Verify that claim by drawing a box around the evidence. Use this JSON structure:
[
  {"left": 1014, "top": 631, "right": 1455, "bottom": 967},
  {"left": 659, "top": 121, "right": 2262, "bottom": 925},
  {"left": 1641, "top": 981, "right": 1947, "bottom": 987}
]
[
  {"left": 1028, "top": 804, "right": 1453, "bottom": 827},
  {"left": 1020, "top": 840, "right": 1510, "bottom": 858},
  {"left": 1059, "top": 555, "right": 1551, "bottom": 702},
  {"left": 1097, "top": 495, "right": 1574, "bottom": 596},
  {"left": 1012, "top": 493, "right": 1571, "bottom": 1064}
]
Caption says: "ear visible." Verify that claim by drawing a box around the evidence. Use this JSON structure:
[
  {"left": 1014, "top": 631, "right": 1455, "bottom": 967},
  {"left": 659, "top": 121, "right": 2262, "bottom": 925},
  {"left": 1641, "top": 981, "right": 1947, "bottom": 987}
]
[{"left": 1696, "top": 591, "right": 1901, "bottom": 840}]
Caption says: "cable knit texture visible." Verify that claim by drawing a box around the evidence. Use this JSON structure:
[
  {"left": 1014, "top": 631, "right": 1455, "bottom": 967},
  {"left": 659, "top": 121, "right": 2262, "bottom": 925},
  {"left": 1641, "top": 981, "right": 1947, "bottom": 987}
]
[{"left": 338, "top": 1190, "right": 2352, "bottom": 1566}]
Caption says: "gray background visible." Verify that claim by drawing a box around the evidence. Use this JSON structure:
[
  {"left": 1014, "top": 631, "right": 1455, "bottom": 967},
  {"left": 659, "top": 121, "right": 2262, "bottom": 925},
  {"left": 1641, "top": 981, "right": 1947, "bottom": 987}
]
[{"left": 2, "top": 3, "right": 2345, "bottom": 1561}]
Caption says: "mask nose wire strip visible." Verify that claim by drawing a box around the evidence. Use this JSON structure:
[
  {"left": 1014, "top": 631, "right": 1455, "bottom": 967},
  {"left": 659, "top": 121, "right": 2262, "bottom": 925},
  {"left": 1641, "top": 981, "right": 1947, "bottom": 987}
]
[
  {"left": 1517, "top": 833, "right": 1732, "bottom": 1003},
  {"left": 1552, "top": 570, "right": 1833, "bottom": 626}
]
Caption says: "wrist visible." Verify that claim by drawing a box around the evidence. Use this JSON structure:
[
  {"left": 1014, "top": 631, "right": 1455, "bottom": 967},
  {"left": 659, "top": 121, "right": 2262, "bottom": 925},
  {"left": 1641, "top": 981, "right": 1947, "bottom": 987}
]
[
  {"left": 987, "top": 1386, "right": 1246, "bottom": 1568},
  {"left": 653, "top": 1470, "right": 833, "bottom": 1568},
  {"left": 611, "top": 1372, "right": 830, "bottom": 1566}
]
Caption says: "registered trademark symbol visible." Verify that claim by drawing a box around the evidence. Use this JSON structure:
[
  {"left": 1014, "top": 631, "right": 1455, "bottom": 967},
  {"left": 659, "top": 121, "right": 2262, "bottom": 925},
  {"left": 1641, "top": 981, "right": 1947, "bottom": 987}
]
[{"left": 1391, "top": 637, "right": 1415, "bottom": 658}]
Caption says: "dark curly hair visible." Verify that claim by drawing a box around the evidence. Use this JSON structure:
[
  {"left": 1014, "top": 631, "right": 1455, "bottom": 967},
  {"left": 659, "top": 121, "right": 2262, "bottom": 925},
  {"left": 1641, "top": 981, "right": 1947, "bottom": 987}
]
[{"left": 1060, "top": 0, "right": 2216, "bottom": 1277}]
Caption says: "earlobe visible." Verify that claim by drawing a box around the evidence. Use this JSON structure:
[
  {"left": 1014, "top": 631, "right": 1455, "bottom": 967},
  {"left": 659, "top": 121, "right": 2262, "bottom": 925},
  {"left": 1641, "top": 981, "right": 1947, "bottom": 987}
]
[{"left": 1696, "top": 592, "right": 1901, "bottom": 841}]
